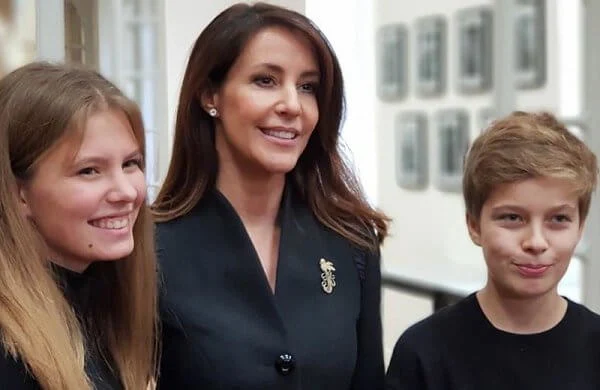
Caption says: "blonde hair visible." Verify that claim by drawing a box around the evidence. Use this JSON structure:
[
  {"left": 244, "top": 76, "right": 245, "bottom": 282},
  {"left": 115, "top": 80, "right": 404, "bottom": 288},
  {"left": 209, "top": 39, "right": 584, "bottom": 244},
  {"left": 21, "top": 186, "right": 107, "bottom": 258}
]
[
  {"left": 0, "top": 62, "right": 158, "bottom": 389},
  {"left": 463, "top": 111, "right": 599, "bottom": 222}
]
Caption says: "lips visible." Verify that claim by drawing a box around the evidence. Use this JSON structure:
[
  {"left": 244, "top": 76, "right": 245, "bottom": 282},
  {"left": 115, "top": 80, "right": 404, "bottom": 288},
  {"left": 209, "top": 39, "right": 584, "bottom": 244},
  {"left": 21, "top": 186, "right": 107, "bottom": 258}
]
[
  {"left": 260, "top": 127, "right": 299, "bottom": 140},
  {"left": 89, "top": 215, "right": 130, "bottom": 229},
  {"left": 515, "top": 263, "right": 551, "bottom": 277}
]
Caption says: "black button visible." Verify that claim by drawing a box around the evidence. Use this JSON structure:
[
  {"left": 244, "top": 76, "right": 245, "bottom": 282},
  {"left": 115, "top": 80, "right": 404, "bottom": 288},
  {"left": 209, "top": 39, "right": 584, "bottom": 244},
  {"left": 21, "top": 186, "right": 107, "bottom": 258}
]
[{"left": 275, "top": 353, "right": 295, "bottom": 375}]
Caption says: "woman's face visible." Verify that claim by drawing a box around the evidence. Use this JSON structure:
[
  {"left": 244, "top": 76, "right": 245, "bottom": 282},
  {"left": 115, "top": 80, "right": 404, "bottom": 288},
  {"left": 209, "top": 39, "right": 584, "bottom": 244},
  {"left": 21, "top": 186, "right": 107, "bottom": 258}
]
[
  {"left": 18, "top": 109, "right": 147, "bottom": 272},
  {"left": 207, "top": 26, "right": 320, "bottom": 178}
]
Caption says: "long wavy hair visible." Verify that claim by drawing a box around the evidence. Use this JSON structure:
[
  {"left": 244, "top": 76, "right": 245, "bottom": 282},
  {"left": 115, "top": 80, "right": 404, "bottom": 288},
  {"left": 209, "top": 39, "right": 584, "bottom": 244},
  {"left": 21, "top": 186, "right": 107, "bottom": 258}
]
[
  {"left": 0, "top": 62, "right": 158, "bottom": 389},
  {"left": 151, "top": 2, "right": 389, "bottom": 250}
]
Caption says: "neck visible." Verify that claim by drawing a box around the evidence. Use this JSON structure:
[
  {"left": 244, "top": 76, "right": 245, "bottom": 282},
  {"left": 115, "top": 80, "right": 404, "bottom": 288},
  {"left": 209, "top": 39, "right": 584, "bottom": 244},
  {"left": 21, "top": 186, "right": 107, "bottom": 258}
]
[
  {"left": 216, "top": 163, "right": 286, "bottom": 228},
  {"left": 476, "top": 283, "right": 567, "bottom": 334},
  {"left": 49, "top": 254, "right": 90, "bottom": 274}
]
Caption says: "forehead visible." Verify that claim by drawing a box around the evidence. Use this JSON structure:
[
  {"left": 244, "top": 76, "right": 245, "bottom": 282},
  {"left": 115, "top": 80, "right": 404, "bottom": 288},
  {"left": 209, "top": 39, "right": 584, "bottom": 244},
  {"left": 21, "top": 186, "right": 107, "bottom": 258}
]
[
  {"left": 60, "top": 110, "right": 137, "bottom": 162},
  {"left": 484, "top": 177, "right": 579, "bottom": 209},
  {"left": 74, "top": 109, "right": 139, "bottom": 160},
  {"left": 26, "top": 108, "right": 139, "bottom": 181},
  {"left": 230, "top": 26, "right": 319, "bottom": 73}
]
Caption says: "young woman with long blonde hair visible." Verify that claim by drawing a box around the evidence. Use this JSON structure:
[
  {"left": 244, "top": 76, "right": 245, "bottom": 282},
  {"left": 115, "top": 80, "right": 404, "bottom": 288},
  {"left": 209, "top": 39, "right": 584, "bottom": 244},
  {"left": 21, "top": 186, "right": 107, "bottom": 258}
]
[{"left": 0, "top": 62, "right": 158, "bottom": 389}]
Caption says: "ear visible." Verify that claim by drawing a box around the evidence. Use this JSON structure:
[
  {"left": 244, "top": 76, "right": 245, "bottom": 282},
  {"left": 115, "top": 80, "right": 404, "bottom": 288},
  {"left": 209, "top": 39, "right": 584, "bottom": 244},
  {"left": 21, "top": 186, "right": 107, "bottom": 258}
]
[
  {"left": 200, "top": 88, "right": 220, "bottom": 116},
  {"left": 16, "top": 181, "right": 33, "bottom": 218},
  {"left": 466, "top": 212, "right": 482, "bottom": 247}
]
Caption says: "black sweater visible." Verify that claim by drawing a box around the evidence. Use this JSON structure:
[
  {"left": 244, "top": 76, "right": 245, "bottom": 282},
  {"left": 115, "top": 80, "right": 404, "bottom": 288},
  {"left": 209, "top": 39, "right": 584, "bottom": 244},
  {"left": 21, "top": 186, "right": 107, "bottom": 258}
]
[
  {"left": 0, "top": 263, "right": 122, "bottom": 389},
  {"left": 386, "top": 293, "right": 600, "bottom": 390}
]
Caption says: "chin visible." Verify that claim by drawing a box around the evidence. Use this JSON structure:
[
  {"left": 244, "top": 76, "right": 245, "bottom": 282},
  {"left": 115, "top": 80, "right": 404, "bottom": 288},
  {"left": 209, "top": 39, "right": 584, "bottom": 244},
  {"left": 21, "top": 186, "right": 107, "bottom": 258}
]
[
  {"left": 511, "top": 283, "right": 556, "bottom": 299},
  {"left": 262, "top": 160, "right": 299, "bottom": 174},
  {"left": 97, "top": 242, "right": 135, "bottom": 261}
]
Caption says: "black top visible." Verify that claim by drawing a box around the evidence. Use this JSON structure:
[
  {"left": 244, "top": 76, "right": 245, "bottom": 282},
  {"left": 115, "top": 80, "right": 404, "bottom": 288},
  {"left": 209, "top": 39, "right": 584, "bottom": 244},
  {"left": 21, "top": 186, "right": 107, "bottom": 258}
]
[
  {"left": 157, "top": 185, "right": 384, "bottom": 390},
  {"left": 0, "top": 263, "right": 123, "bottom": 390},
  {"left": 385, "top": 293, "right": 600, "bottom": 390}
]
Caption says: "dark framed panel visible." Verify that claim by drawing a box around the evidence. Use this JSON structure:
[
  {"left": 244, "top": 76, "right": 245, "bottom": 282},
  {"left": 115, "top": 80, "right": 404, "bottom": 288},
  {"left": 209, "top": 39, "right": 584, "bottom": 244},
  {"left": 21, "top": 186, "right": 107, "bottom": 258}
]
[
  {"left": 456, "top": 7, "right": 493, "bottom": 94},
  {"left": 515, "top": 0, "right": 546, "bottom": 88},
  {"left": 376, "top": 24, "right": 409, "bottom": 101},
  {"left": 415, "top": 16, "right": 446, "bottom": 97},
  {"left": 395, "top": 112, "right": 428, "bottom": 190},
  {"left": 436, "top": 109, "right": 470, "bottom": 192}
]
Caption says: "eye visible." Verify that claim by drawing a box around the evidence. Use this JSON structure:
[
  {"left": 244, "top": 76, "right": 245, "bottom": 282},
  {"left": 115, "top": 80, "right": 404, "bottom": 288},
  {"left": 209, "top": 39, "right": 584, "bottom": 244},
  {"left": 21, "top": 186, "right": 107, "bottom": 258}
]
[
  {"left": 123, "top": 157, "right": 143, "bottom": 170},
  {"left": 77, "top": 167, "right": 99, "bottom": 176},
  {"left": 299, "top": 82, "right": 318, "bottom": 94},
  {"left": 496, "top": 213, "right": 524, "bottom": 226},
  {"left": 551, "top": 214, "right": 572, "bottom": 223},
  {"left": 499, "top": 213, "right": 522, "bottom": 222},
  {"left": 253, "top": 75, "right": 275, "bottom": 87}
]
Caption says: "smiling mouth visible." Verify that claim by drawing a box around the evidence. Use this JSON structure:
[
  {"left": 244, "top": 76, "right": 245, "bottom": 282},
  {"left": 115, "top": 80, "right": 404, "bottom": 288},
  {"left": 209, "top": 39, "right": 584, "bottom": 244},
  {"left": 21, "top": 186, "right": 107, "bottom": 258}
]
[
  {"left": 89, "top": 216, "right": 130, "bottom": 229},
  {"left": 260, "top": 128, "right": 298, "bottom": 140}
]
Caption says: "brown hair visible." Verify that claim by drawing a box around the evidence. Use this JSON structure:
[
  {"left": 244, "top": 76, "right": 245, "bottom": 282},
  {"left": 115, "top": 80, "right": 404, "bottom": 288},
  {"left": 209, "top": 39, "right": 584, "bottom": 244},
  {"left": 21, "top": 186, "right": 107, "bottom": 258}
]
[
  {"left": 463, "top": 111, "right": 598, "bottom": 222},
  {"left": 151, "top": 2, "right": 389, "bottom": 250},
  {"left": 0, "top": 62, "right": 158, "bottom": 389}
]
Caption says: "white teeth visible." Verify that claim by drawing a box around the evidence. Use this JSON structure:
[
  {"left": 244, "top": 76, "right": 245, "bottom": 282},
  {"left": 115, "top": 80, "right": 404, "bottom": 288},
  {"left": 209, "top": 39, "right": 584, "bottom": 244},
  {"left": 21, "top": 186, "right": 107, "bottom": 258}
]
[
  {"left": 264, "top": 130, "right": 296, "bottom": 139},
  {"left": 90, "top": 217, "right": 129, "bottom": 229}
]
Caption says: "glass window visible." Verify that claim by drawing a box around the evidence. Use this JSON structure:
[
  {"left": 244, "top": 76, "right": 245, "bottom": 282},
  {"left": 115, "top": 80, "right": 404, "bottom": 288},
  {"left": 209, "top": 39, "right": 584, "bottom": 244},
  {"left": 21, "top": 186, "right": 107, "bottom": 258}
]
[{"left": 119, "top": 0, "right": 162, "bottom": 202}]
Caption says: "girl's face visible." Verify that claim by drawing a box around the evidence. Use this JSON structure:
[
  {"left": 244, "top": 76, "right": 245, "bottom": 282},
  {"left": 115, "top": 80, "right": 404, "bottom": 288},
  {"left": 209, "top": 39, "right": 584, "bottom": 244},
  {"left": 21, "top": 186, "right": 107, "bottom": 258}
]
[{"left": 19, "top": 109, "right": 147, "bottom": 272}]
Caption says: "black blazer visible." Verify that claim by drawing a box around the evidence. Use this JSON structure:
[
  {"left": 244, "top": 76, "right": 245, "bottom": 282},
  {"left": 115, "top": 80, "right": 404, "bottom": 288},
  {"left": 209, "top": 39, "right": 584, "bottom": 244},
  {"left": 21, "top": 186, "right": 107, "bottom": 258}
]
[{"left": 157, "top": 186, "right": 384, "bottom": 390}]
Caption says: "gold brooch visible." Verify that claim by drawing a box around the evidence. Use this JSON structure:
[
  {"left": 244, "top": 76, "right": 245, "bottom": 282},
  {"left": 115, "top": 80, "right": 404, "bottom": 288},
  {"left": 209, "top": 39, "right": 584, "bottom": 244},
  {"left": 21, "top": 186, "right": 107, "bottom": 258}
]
[{"left": 320, "top": 258, "right": 336, "bottom": 294}]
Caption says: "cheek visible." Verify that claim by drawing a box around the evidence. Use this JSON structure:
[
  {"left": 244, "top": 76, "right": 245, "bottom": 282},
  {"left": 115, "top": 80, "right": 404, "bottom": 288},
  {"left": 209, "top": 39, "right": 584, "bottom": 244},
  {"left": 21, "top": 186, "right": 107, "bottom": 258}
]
[
  {"left": 132, "top": 172, "right": 148, "bottom": 205},
  {"left": 549, "top": 230, "right": 581, "bottom": 257},
  {"left": 235, "top": 101, "right": 264, "bottom": 123},
  {"left": 481, "top": 228, "right": 519, "bottom": 259},
  {"left": 34, "top": 185, "right": 94, "bottom": 217},
  {"left": 60, "top": 190, "right": 104, "bottom": 218},
  {"left": 225, "top": 89, "right": 268, "bottom": 120},
  {"left": 219, "top": 103, "right": 264, "bottom": 141},
  {"left": 304, "top": 99, "right": 319, "bottom": 127},
  {"left": 29, "top": 194, "right": 95, "bottom": 238}
]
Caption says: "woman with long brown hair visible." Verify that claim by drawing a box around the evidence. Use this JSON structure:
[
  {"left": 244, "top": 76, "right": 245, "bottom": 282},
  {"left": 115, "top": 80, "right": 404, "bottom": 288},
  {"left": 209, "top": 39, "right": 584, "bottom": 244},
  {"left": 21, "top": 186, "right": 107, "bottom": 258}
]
[
  {"left": 153, "top": 2, "right": 389, "bottom": 389},
  {"left": 0, "top": 62, "right": 158, "bottom": 389}
]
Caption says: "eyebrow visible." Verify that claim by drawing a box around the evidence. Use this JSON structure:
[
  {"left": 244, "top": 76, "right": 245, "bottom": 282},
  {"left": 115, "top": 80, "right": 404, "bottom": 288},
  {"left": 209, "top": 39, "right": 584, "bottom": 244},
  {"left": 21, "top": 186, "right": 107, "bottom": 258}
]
[
  {"left": 491, "top": 204, "right": 578, "bottom": 213},
  {"left": 547, "top": 204, "right": 578, "bottom": 213},
  {"left": 253, "top": 62, "right": 320, "bottom": 79},
  {"left": 73, "top": 149, "right": 142, "bottom": 166}
]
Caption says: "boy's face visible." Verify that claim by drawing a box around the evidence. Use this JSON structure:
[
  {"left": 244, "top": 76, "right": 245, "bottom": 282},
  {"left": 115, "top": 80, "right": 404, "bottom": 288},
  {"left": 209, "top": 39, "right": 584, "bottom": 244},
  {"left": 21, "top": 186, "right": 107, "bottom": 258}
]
[{"left": 467, "top": 177, "right": 583, "bottom": 299}]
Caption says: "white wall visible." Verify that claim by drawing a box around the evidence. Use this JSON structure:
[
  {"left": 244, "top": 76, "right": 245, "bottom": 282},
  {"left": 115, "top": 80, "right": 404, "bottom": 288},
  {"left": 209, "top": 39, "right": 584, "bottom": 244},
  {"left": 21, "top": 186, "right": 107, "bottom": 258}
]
[
  {"left": 306, "top": 0, "right": 378, "bottom": 204},
  {"left": 556, "top": 0, "right": 582, "bottom": 119}
]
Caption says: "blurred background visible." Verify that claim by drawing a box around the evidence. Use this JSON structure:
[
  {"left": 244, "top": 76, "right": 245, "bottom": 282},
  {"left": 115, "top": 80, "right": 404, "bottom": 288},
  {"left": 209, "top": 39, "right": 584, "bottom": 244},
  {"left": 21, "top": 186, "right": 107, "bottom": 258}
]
[
  {"left": 0, "top": 0, "right": 35, "bottom": 76},
  {"left": 2, "top": 0, "right": 599, "bottom": 365}
]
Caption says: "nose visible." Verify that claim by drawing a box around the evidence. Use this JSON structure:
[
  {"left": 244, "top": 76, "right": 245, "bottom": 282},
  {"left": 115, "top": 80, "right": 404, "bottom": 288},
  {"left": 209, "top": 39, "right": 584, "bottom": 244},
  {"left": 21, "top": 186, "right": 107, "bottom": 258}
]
[
  {"left": 275, "top": 84, "right": 301, "bottom": 117},
  {"left": 107, "top": 171, "right": 139, "bottom": 203},
  {"left": 521, "top": 224, "right": 549, "bottom": 254}
]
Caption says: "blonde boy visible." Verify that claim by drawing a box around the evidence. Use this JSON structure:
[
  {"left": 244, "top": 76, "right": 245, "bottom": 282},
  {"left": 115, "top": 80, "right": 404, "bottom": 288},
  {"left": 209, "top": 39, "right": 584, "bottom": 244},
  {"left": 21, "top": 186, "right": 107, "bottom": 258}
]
[{"left": 386, "top": 112, "right": 600, "bottom": 390}]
